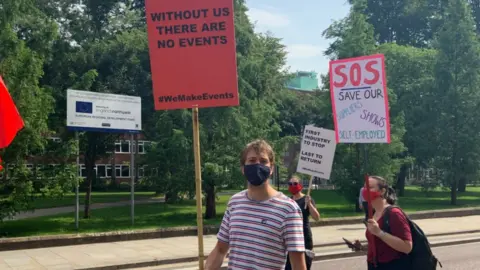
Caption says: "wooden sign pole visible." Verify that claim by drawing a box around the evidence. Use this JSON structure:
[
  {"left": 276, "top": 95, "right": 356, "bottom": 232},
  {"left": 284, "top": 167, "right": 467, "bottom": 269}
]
[
  {"left": 192, "top": 106, "right": 204, "bottom": 270},
  {"left": 305, "top": 175, "right": 314, "bottom": 209}
]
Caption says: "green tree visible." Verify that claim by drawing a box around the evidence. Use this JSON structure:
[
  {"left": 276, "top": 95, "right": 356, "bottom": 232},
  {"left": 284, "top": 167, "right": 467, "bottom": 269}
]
[
  {"left": 323, "top": 0, "right": 407, "bottom": 208},
  {"left": 140, "top": 0, "right": 295, "bottom": 219},
  {"left": 377, "top": 43, "right": 437, "bottom": 195},
  {"left": 40, "top": 0, "right": 151, "bottom": 218},
  {"left": 0, "top": 0, "right": 77, "bottom": 221},
  {"left": 431, "top": 0, "right": 480, "bottom": 204}
]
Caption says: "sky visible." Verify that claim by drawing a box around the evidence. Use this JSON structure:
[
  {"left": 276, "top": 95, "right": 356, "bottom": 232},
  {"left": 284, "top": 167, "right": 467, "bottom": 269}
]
[{"left": 245, "top": 0, "right": 351, "bottom": 78}]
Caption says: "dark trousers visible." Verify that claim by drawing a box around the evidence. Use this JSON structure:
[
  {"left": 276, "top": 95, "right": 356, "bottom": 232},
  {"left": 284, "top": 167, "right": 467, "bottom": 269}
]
[
  {"left": 368, "top": 256, "right": 410, "bottom": 270},
  {"left": 285, "top": 253, "right": 312, "bottom": 270},
  {"left": 362, "top": 201, "right": 369, "bottom": 221}
]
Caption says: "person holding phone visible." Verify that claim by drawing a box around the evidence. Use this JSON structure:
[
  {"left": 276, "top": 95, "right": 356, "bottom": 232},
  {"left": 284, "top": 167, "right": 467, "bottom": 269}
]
[
  {"left": 284, "top": 176, "right": 321, "bottom": 270},
  {"left": 358, "top": 176, "right": 413, "bottom": 270}
]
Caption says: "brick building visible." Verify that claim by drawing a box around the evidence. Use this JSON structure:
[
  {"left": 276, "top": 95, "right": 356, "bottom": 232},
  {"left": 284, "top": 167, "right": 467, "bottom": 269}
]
[
  {"left": 7, "top": 134, "right": 152, "bottom": 185},
  {"left": 78, "top": 135, "right": 150, "bottom": 184}
]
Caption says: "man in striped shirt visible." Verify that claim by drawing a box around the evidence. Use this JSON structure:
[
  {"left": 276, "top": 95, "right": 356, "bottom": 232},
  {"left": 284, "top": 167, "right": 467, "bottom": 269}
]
[{"left": 205, "top": 140, "right": 307, "bottom": 270}]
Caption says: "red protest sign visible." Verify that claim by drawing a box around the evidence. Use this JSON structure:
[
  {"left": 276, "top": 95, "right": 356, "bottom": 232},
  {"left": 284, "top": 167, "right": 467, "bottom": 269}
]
[
  {"left": 145, "top": 0, "right": 239, "bottom": 111},
  {"left": 329, "top": 54, "right": 390, "bottom": 144}
]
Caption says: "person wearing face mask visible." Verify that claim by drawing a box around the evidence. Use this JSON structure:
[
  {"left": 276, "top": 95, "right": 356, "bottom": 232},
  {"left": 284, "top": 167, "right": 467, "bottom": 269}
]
[
  {"left": 205, "top": 140, "right": 307, "bottom": 270},
  {"left": 284, "top": 176, "right": 320, "bottom": 270},
  {"left": 359, "top": 176, "right": 412, "bottom": 270}
]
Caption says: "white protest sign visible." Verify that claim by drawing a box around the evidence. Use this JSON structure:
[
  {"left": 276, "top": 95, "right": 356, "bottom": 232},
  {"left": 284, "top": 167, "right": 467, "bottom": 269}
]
[
  {"left": 296, "top": 125, "right": 336, "bottom": 179},
  {"left": 329, "top": 54, "right": 391, "bottom": 143},
  {"left": 66, "top": 89, "right": 142, "bottom": 133}
]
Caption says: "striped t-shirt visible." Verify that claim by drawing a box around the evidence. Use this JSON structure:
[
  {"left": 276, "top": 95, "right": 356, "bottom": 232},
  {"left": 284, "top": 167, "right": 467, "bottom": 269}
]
[{"left": 217, "top": 190, "right": 305, "bottom": 270}]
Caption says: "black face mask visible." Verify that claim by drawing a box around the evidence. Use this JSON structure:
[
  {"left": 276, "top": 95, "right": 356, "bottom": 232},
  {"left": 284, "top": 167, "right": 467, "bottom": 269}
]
[{"left": 244, "top": 164, "right": 271, "bottom": 186}]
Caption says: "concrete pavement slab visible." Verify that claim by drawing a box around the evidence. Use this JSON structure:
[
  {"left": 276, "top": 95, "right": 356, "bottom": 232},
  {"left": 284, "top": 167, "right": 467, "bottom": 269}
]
[{"left": 1, "top": 215, "right": 479, "bottom": 270}]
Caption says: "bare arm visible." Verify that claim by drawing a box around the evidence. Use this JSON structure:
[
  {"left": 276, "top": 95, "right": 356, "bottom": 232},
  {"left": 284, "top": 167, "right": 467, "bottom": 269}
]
[
  {"left": 206, "top": 201, "right": 231, "bottom": 269},
  {"left": 288, "top": 251, "right": 307, "bottom": 270},
  {"left": 307, "top": 201, "right": 320, "bottom": 221},
  {"left": 377, "top": 232, "right": 412, "bottom": 254},
  {"left": 283, "top": 205, "right": 307, "bottom": 270},
  {"left": 371, "top": 209, "right": 412, "bottom": 254},
  {"left": 205, "top": 241, "right": 229, "bottom": 270}
]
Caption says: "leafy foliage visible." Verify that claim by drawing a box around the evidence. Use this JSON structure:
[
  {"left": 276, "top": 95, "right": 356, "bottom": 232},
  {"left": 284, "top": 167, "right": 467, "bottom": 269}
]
[{"left": 4, "top": 0, "right": 480, "bottom": 223}]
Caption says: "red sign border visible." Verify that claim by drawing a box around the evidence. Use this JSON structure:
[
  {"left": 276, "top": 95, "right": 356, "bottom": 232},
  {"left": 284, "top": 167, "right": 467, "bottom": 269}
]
[{"left": 329, "top": 54, "right": 391, "bottom": 144}]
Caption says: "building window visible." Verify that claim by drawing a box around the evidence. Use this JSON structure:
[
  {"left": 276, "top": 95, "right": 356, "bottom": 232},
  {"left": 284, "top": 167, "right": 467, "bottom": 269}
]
[
  {"left": 137, "top": 141, "right": 146, "bottom": 154},
  {"left": 138, "top": 166, "right": 145, "bottom": 177},
  {"left": 115, "top": 165, "right": 121, "bottom": 177},
  {"left": 80, "top": 165, "right": 86, "bottom": 177},
  {"left": 49, "top": 137, "right": 61, "bottom": 143},
  {"left": 115, "top": 142, "right": 121, "bottom": 153},
  {"left": 106, "top": 165, "right": 112, "bottom": 177},
  {"left": 130, "top": 141, "right": 147, "bottom": 154},
  {"left": 139, "top": 141, "right": 145, "bottom": 153},
  {"left": 121, "top": 165, "right": 130, "bottom": 177},
  {"left": 115, "top": 165, "right": 130, "bottom": 177},
  {"left": 121, "top": 141, "right": 130, "bottom": 153},
  {"left": 97, "top": 165, "right": 106, "bottom": 178},
  {"left": 114, "top": 141, "right": 131, "bottom": 153},
  {"left": 80, "top": 165, "right": 97, "bottom": 178}
]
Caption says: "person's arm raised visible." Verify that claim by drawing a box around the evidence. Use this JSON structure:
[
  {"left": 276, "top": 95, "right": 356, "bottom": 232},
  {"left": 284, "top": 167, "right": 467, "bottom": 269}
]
[{"left": 367, "top": 209, "right": 413, "bottom": 254}]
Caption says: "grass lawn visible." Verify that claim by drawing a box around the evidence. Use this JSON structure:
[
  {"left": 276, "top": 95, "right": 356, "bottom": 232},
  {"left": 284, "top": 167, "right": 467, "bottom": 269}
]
[
  {"left": 2, "top": 186, "right": 480, "bottom": 238},
  {"left": 32, "top": 192, "right": 157, "bottom": 209}
]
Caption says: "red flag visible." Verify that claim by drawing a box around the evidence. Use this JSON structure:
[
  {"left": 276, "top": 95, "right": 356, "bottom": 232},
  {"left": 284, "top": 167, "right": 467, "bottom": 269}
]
[
  {"left": 0, "top": 76, "right": 24, "bottom": 172},
  {"left": 0, "top": 76, "right": 24, "bottom": 148}
]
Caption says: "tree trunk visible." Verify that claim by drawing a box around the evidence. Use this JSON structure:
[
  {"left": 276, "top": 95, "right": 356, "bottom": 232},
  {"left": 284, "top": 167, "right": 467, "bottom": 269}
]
[
  {"left": 286, "top": 143, "right": 301, "bottom": 181},
  {"left": 458, "top": 176, "right": 467, "bottom": 192},
  {"left": 83, "top": 133, "right": 97, "bottom": 218},
  {"left": 396, "top": 164, "right": 408, "bottom": 197},
  {"left": 205, "top": 186, "right": 216, "bottom": 219},
  {"left": 451, "top": 175, "right": 458, "bottom": 205}
]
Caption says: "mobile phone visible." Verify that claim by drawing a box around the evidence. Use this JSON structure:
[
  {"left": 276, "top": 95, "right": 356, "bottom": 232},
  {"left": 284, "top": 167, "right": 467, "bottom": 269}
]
[{"left": 342, "top": 237, "right": 356, "bottom": 249}]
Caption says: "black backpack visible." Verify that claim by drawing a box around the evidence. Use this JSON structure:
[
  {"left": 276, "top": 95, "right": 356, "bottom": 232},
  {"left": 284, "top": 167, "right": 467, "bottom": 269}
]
[{"left": 383, "top": 206, "right": 442, "bottom": 270}]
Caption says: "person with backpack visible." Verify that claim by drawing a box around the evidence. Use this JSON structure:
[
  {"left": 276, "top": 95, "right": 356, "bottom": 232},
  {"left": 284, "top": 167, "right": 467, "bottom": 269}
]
[{"left": 362, "top": 176, "right": 412, "bottom": 270}]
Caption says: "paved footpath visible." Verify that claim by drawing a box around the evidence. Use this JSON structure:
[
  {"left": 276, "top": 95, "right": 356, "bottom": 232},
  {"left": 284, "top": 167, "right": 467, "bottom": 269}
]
[{"left": 1, "top": 215, "right": 479, "bottom": 270}]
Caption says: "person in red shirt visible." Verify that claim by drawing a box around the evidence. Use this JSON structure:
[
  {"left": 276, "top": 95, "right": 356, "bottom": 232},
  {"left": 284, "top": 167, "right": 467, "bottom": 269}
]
[{"left": 362, "top": 176, "right": 413, "bottom": 270}]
